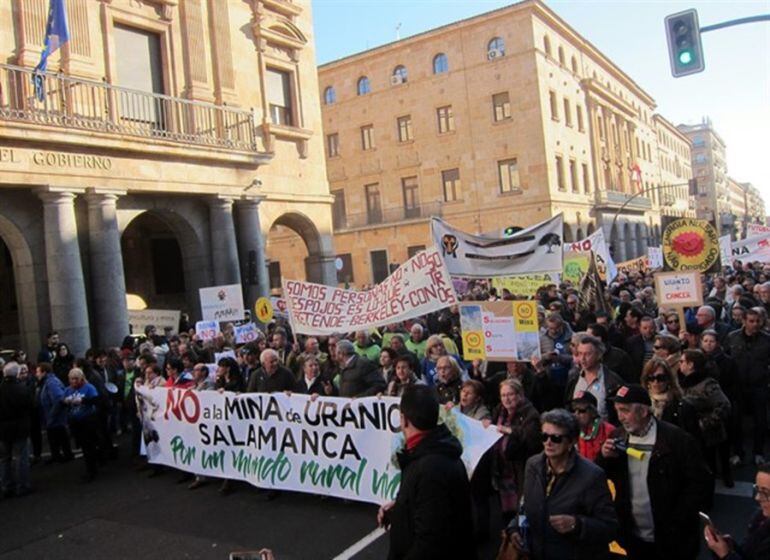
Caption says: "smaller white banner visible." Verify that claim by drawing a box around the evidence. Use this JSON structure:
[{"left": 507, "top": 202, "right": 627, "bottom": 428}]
[
  {"left": 235, "top": 323, "right": 259, "bottom": 344},
  {"left": 128, "top": 309, "right": 181, "bottom": 335},
  {"left": 719, "top": 235, "right": 733, "bottom": 267},
  {"left": 647, "top": 247, "right": 664, "bottom": 270},
  {"left": 195, "top": 320, "right": 219, "bottom": 341},
  {"left": 200, "top": 284, "right": 245, "bottom": 322}
]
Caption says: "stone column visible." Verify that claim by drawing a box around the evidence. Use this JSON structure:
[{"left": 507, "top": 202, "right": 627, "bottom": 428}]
[
  {"left": 208, "top": 196, "right": 242, "bottom": 286},
  {"left": 38, "top": 190, "right": 91, "bottom": 357},
  {"left": 236, "top": 196, "right": 270, "bottom": 310},
  {"left": 305, "top": 254, "right": 338, "bottom": 286},
  {"left": 85, "top": 190, "right": 129, "bottom": 348}
]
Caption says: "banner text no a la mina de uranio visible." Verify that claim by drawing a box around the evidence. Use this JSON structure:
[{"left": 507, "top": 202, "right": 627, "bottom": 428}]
[{"left": 137, "top": 387, "right": 499, "bottom": 505}]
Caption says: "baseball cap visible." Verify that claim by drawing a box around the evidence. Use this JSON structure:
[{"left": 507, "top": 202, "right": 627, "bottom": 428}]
[
  {"left": 611, "top": 384, "right": 651, "bottom": 406},
  {"left": 571, "top": 391, "right": 598, "bottom": 408}
]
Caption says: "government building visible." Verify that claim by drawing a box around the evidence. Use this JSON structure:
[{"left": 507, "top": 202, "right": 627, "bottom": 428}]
[
  {"left": 0, "top": 0, "right": 334, "bottom": 355},
  {"left": 317, "top": 0, "right": 695, "bottom": 286}
]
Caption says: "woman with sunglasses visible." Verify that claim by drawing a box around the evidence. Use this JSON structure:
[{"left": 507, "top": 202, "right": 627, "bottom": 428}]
[
  {"left": 517, "top": 408, "right": 618, "bottom": 559},
  {"left": 705, "top": 462, "right": 770, "bottom": 559},
  {"left": 652, "top": 334, "right": 682, "bottom": 376},
  {"left": 660, "top": 312, "right": 681, "bottom": 337},
  {"left": 641, "top": 357, "right": 692, "bottom": 428},
  {"left": 420, "top": 335, "right": 464, "bottom": 386}
]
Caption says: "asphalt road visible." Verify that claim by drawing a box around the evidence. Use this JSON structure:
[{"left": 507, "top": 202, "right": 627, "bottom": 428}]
[{"left": 0, "top": 434, "right": 761, "bottom": 560}]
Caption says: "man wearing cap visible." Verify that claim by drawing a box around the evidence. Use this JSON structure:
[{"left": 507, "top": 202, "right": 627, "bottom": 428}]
[
  {"left": 571, "top": 391, "right": 614, "bottom": 463},
  {"left": 598, "top": 384, "right": 712, "bottom": 560}
]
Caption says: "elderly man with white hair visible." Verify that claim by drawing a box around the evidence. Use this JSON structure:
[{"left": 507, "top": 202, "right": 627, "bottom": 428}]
[
  {"left": 246, "top": 348, "right": 296, "bottom": 394},
  {"left": 0, "top": 362, "right": 34, "bottom": 497},
  {"left": 694, "top": 305, "right": 731, "bottom": 344},
  {"left": 405, "top": 323, "right": 428, "bottom": 358}
]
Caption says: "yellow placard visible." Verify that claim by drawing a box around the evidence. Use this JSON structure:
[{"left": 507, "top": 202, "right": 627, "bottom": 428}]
[
  {"left": 491, "top": 273, "right": 557, "bottom": 297},
  {"left": 662, "top": 218, "right": 719, "bottom": 272},
  {"left": 462, "top": 331, "right": 486, "bottom": 360},
  {"left": 563, "top": 251, "right": 590, "bottom": 284},
  {"left": 513, "top": 301, "right": 538, "bottom": 333},
  {"left": 254, "top": 297, "right": 274, "bottom": 323}
]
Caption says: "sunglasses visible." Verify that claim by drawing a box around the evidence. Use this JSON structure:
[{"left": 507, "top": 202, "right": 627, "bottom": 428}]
[
  {"left": 573, "top": 407, "right": 590, "bottom": 414},
  {"left": 667, "top": 319, "right": 679, "bottom": 324},
  {"left": 648, "top": 374, "right": 668, "bottom": 383},
  {"left": 541, "top": 432, "right": 565, "bottom": 443},
  {"left": 653, "top": 345, "right": 663, "bottom": 350}
]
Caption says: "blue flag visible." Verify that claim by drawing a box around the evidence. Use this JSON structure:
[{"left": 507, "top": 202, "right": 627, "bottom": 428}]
[{"left": 33, "top": 0, "right": 70, "bottom": 102}]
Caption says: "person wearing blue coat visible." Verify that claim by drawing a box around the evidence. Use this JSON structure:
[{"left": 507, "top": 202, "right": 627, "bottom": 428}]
[{"left": 36, "top": 363, "right": 73, "bottom": 463}]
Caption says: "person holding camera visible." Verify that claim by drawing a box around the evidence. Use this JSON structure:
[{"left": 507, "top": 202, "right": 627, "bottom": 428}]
[
  {"left": 63, "top": 368, "right": 101, "bottom": 482},
  {"left": 597, "top": 384, "right": 712, "bottom": 560}
]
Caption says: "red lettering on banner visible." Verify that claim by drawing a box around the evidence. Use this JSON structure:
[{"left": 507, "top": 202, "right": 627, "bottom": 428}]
[{"left": 165, "top": 389, "right": 201, "bottom": 423}]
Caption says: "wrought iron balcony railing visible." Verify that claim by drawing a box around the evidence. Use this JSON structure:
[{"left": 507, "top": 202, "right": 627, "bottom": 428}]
[
  {"left": 333, "top": 201, "right": 443, "bottom": 230},
  {"left": 0, "top": 64, "right": 259, "bottom": 152}
]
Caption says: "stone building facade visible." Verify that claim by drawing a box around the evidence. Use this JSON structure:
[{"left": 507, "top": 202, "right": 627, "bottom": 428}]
[
  {"left": 0, "top": 0, "right": 335, "bottom": 355},
  {"left": 653, "top": 114, "right": 695, "bottom": 227},
  {"left": 318, "top": 0, "right": 692, "bottom": 286}
]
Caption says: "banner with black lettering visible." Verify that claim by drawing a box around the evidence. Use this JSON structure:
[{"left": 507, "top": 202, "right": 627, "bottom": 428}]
[
  {"left": 137, "top": 387, "right": 500, "bottom": 505},
  {"left": 431, "top": 214, "right": 564, "bottom": 277}
]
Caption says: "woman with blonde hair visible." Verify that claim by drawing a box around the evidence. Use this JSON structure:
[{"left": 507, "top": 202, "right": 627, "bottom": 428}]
[
  {"left": 641, "top": 357, "right": 697, "bottom": 435},
  {"left": 420, "top": 335, "right": 464, "bottom": 385}
]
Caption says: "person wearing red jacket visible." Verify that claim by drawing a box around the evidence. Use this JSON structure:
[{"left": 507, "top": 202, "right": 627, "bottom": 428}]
[{"left": 572, "top": 391, "right": 614, "bottom": 462}]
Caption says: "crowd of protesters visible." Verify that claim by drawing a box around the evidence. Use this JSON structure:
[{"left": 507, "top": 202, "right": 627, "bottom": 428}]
[{"left": 1, "top": 258, "right": 769, "bottom": 559}]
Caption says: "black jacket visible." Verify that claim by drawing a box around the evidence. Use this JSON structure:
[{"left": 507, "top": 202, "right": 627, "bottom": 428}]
[
  {"left": 388, "top": 424, "right": 476, "bottom": 560},
  {"left": 602, "top": 346, "right": 634, "bottom": 384},
  {"left": 724, "top": 329, "right": 770, "bottom": 387},
  {"left": 0, "top": 377, "right": 34, "bottom": 441},
  {"left": 246, "top": 365, "right": 295, "bottom": 394},
  {"left": 596, "top": 419, "right": 713, "bottom": 560},
  {"left": 294, "top": 374, "right": 337, "bottom": 396},
  {"left": 338, "top": 355, "right": 386, "bottom": 398},
  {"left": 624, "top": 334, "right": 655, "bottom": 383},
  {"left": 725, "top": 510, "right": 770, "bottom": 560},
  {"left": 523, "top": 451, "right": 618, "bottom": 560}
]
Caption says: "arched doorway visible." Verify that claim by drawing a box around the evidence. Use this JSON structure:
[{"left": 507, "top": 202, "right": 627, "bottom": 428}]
[
  {"left": 576, "top": 227, "right": 585, "bottom": 241},
  {"left": 121, "top": 212, "right": 188, "bottom": 315},
  {"left": 265, "top": 212, "right": 333, "bottom": 291},
  {"left": 587, "top": 222, "right": 596, "bottom": 235}
]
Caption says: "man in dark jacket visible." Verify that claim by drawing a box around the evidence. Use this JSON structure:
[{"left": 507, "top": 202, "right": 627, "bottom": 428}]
[
  {"left": 725, "top": 308, "right": 770, "bottom": 465},
  {"left": 624, "top": 316, "right": 657, "bottom": 383},
  {"left": 246, "top": 349, "right": 296, "bottom": 394},
  {"left": 587, "top": 323, "right": 634, "bottom": 382},
  {"left": 378, "top": 385, "right": 476, "bottom": 560},
  {"left": 598, "top": 384, "right": 712, "bottom": 560},
  {"left": 335, "top": 340, "right": 386, "bottom": 397},
  {"left": 0, "top": 362, "right": 34, "bottom": 497}
]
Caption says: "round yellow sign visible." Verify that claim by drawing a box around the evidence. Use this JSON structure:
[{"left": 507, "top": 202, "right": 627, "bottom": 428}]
[
  {"left": 662, "top": 218, "right": 719, "bottom": 272},
  {"left": 254, "top": 297, "right": 274, "bottom": 323}
]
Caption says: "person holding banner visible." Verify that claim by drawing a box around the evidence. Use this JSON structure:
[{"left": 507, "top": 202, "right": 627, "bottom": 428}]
[
  {"left": 245, "top": 350, "right": 292, "bottom": 394},
  {"left": 335, "top": 340, "right": 386, "bottom": 398},
  {"left": 378, "top": 385, "right": 476, "bottom": 560},
  {"left": 434, "top": 356, "right": 463, "bottom": 405},
  {"left": 386, "top": 356, "right": 423, "bottom": 398},
  {"left": 420, "top": 335, "right": 464, "bottom": 386},
  {"left": 294, "top": 355, "right": 336, "bottom": 398}
]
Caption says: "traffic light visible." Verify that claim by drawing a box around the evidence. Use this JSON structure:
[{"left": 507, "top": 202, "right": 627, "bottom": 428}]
[
  {"left": 502, "top": 226, "right": 522, "bottom": 238},
  {"left": 665, "top": 9, "right": 705, "bottom": 77}
]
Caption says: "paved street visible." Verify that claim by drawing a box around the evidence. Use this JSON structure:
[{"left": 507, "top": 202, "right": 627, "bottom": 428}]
[{"left": 0, "top": 434, "right": 761, "bottom": 560}]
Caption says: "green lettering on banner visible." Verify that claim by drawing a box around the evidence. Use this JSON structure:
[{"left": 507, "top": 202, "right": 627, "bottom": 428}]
[
  {"left": 201, "top": 449, "right": 225, "bottom": 472},
  {"left": 371, "top": 467, "right": 401, "bottom": 501},
  {"left": 299, "top": 458, "right": 367, "bottom": 494},
  {"left": 230, "top": 449, "right": 291, "bottom": 484},
  {"left": 170, "top": 435, "right": 196, "bottom": 466}
]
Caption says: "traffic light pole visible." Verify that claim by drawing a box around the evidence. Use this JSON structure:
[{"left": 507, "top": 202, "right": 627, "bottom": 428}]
[
  {"left": 609, "top": 181, "right": 692, "bottom": 242},
  {"left": 700, "top": 14, "right": 770, "bottom": 33}
]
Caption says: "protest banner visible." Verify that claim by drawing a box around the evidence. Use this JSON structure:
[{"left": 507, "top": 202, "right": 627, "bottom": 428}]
[
  {"left": 562, "top": 251, "right": 590, "bottom": 285},
  {"left": 283, "top": 248, "right": 457, "bottom": 335},
  {"left": 254, "top": 297, "right": 274, "bottom": 324},
  {"left": 136, "top": 387, "right": 500, "bottom": 505},
  {"left": 662, "top": 218, "right": 720, "bottom": 272},
  {"left": 270, "top": 297, "right": 289, "bottom": 318},
  {"left": 616, "top": 255, "right": 650, "bottom": 275},
  {"left": 431, "top": 214, "right": 564, "bottom": 277},
  {"left": 234, "top": 323, "right": 259, "bottom": 344},
  {"left": 491, "top": 273, "right": 559, "bottom": 297},
  {"left": 128, "top": 309, "right": 180, "bottom": 336},
  {"left": 200, "top": 284, "right": 245, "bottom": 322},
  {"left": 459, "top": 301, "right": 541, "bottom": 362},
  {"left": 195, "top": 320, "right": 218, "bottom": 341},
  {"left": 719, "top": 235, "right": 733, "bottom": 267},
  {"left": 747, "top": 223, "right": 770, "bottom": 238},
  {"left": 654, "top": 270, "right": 704, "bottom": 327},
  {"left": 731, "top": 233, "right": 770, "bottom": 264},
  {"left": 564, "top": 229, "right": 617, "bottom": 281},
  {"left": 452, "top": 277, "right": 470, "bottom": 296},
  {"left": 647, "top": 247, "right": 664, "bottom": 270}
]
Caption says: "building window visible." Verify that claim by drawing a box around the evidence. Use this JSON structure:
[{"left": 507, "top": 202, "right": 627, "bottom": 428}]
[
  {"left": 331, "top": 189, "right": 346, "bottom": 229},
  {"left": 268, "top": 261, "right": 282, "bottom": 291},
  {"left": 582, "top": 163, "right": 591, "bottom": 193},
  {"left": 692, "top": 135, "right": 705, "bottom": 147},
  {"left": 357, "top": 76, "right": 371, "bottom": 96},
  {"left": 433, "top": 53, "right": 448, "bottom": 74},
  {"left": 558, "top": 46, "right": 565, "bottom": 66},
  {"left": 498, "top": 158, "right": 520, "bottom": 193},
  {"left": 576, "top": 105, "right": 584, "bottom": 131},
  {"left": 563, "top": 98, "right": 572, "bottom": 127},
  {"left": 555, "top": 156, "right": 565, "bottom": 190},
  {"left": 402, "top": 176, "right": 420, "bottom": 219},
  {"left": 571, "top": 56, "right": 578, "bottom": 74},
  {"left": 326, "top": 133, "right": 339, "bottom": 157},
  {"left": 570, "top": 159, "right": 578, "bottom": 192},
  {"left": 437, "top": 105, "right": 455, "bottom": 133},
  {"left": 597, "top": 115, "right": 604, "bottom": 139},
  {"left": 336, "top": 253, "right": 353, "bottom": 283},
  {"left": 442, "top": 168, "right": 461, "bottom": 202},
  {"left": 549, "top": 91, "right": 559, "bottom": 121},
  {"left": 113, "top": 24, "right": 165, "bottom": 126},
  {"left": 365, "top": 183, "right": 382, "bottom": 224},
  {"left": 493, "top": 92, "right": 511, "bottom": 122},
  {"left": 361, "top": 124, "right": 375, "bottom": 150},
  {"left": 407, "top": 245, "right": 425, "bottom": 258},
  {"left": 487, "top": 37, "right": 505, "bottom": 57},
  {"left": 543, "top": 35, "right": 552, "bottom": 57},
  {"left": 397, "top": 115, "right": 413, "bottom": 142},
  {"left": 392, "top": 65, "right": 408, "bottom": 84},
  {"left": 266, "top": 67, "right": 293, "bottom": 126},
  {"left": 370, "top": 250, "right": 389, "bottom": 284},
  {"left": 323, "top": 86, "right": 336, "bottom": 105}
]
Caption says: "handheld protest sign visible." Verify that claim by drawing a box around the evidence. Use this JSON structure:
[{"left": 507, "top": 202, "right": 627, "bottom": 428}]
[
  {"left": 654, "top": 271, "right": 704, "bottom": 327},
  {"left": 195, "top": 320, "right": 219, "bottom": 341},
  {"left": 662, "top": 218, "right": 719, "bottom": 272},
  {"left": 254, "top": 297, "right": 274, "bottom": 324}
]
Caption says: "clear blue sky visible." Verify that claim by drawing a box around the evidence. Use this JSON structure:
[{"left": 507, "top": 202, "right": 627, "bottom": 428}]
[{"left": 312, "top": 0, "right": 770, "bottom": 215}]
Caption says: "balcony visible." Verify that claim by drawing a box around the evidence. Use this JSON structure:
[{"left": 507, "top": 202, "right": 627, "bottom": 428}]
[
  {"left": 0, "top": 64, "right": 263, "bottom": 156},
  {"left": 594, "top": 189, "right": 652, "bottom": 212},
  {"left": 334, "top": 201, "right": 443, "bottom": 231}
]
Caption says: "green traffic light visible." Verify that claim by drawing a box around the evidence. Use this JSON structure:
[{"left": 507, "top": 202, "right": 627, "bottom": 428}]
[{"left": 679, "top": 50, "right": 693, "bottom": 65}]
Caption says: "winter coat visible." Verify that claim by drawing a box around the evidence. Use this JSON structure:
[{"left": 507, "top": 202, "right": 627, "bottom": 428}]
[
  {"left": 523, "top": 451, "right": 618, "bottom": 560},
  {"left": 0, "top": 377, "right": 33, "bottom": 441},
  {"left": 724, "top": 329, "right": 770, "bottom": 387},
  {"left": 679, "top": 369, "right": 731, "bottom": 447},
  {"left": 387, "top": 424, "right": 476, "bottom": 560},
  {"left": 39, "top": 373, "right": 68, "bottom": 428},
  {"left": 337, "top": 355, "right": 386, "bottom": 397}
]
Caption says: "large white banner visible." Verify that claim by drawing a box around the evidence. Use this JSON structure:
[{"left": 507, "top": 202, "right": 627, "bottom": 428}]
[
  {"left": 563, "top": 229, "right": 617, "bottom": 281},
  {"left": 747, "top": 223, "right": 770, "bottom": 238},
  {"left": 731, "top": 233, "right": 770, "bottom": 263},
  {"left": 137, "top": 387, "right": 500, "bottom": 505},
  {"left": 283, "top": 248, "right": 457, "bottom": 335},
  {"left": 128, "top": 309, "right": 180, "bottom": 335},
  {"left": 431, "top": 214, "right": 564, "bottom": 277},
  {"left": 199, "top": 284, "right": 245, "bottom": 322}
]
